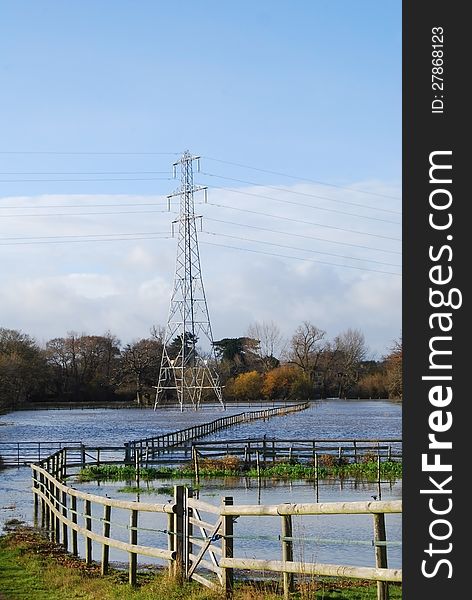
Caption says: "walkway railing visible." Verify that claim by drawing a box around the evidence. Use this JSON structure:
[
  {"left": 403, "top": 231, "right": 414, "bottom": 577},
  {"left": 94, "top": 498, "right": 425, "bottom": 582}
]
[{"left": 125, "top": 402, "right": 310, "bottom": 463}]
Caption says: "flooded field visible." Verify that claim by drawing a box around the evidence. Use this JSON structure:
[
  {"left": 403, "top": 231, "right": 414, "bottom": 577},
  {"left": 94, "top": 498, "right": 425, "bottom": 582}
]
[{"left": 1, "top": 399, "right": 402, "bottom": 569}]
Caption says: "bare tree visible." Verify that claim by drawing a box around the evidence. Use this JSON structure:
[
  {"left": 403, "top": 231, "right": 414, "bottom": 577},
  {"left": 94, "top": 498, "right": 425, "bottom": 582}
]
[
  {"left": 247, "top": 320, "right": 286, "bottom": 371},
  {"left": 287, "top": 321, "right": 327, "bottom": 381},
  {"left": 150, "top": 324, "right": 166, "bottom": 344},
  {"left": 120, "top": 338, "right": 163, "bottom": 405},
  {"left": 332, "top": 328, "right": 368, "bottom": 397}
]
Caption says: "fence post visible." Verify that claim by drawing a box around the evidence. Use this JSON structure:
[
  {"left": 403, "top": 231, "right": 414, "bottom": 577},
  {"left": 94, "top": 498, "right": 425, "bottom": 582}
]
[
  {"left": 101, "top": 504, "right": 111, "bottom": 575},
  {"left": 192, "top": 446, "right": 200, "bottom": 485},
  {"left": 373, "top": 513, "right": 389, "bottom": 600},
  {"left": 81, "top": 444, "right": 86, "bottom": 469},
  {"left": 281, "top": 513, "right": 294, "bottom": 599},
  {"left": 71, "top": 495, "right": 78, "bottom": 556},
  {"left": 40, "top": 471, "right": 46, "bottom": 528},
  {"left": 186, "top": 487, "right": 193, "bottom": 576},
  {"left": 84, "top": 499, "right": 93, "bottom": 564},
  {"left": 167, "top": 510, "right": 175, "bottom": 575},
  {"left": 221, "top": 496, "right": 234, "bottom": 599},
  {"left": 135, "top": 451, "right": 140, "bottom": 488},
  {"left": 174, "top": 485, "right": 185, "bottom": 579},
  {"left": 54, "top": 481, "right": 61, "bottom": 544},
  {"left": 377, "top": 446, "right": 382, "bottom": 500},
  {"left": 32, "top": 468, "right": 39, "bottom": 525},
  {"left": 129, "top": 509, "right": 138, "bottom": 585},
  {"left": 62, "top": 490, "right": 68, "bottom": 550},
  {"left": 44, "top": 475, "right": 51, "bottom": 533}
]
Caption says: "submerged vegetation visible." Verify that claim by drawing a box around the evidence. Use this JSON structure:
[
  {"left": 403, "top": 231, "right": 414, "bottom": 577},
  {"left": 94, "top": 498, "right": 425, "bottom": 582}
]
[
  {"left": 77, "top": 456, "right": 402, "bottom": 483},
  {"left": 0, "top": 525, "right": 402, "bottom": 599}
]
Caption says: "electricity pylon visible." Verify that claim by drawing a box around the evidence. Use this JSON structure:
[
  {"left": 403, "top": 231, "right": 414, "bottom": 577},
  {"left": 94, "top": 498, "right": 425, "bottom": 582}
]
[{"left": 153, "top": 151, "right": 225, "bottom": 411}]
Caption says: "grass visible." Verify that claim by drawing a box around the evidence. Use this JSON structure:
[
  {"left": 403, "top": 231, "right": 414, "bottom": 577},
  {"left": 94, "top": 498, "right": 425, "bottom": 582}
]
[
  {"left": 0, "top": 525, "right": 402, "bottom": 599},
  {"left": 77, "top": 457, "right": 402, "bottom": 483}
]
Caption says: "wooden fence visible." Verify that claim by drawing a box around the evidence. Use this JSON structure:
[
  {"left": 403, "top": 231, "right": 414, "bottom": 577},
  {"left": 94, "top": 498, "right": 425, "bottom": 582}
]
[
  {"left": 125, "top": 402, "right": 310, "bottom": 463},
  {"left": 4, "top": 403, "right": 309, "bottom": 468},
  {"left": 32, "top": 449, "right": 402, "bottom": 600}
]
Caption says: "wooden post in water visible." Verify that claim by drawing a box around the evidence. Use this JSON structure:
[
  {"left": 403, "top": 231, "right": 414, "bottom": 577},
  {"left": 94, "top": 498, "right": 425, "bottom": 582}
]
[
  {"left": 80, "top": 444, "right": 86, "bottom": 469},
  {"left": 129, "top": 509, "right": 138, "bottom": 585},
  {"left": 101, "top": 504, "right": 111, "bottom": 575},
  {"left": 314, "top": 452, "right": 319, "bottom": 503},
  {"left": 222, "top": 496, "right": 234, "bottom": 599},
  {"left": 84, "top": 499, "right": 92, "bottom": 564},
  {"left": 373, "top": 513, "right": 389, "bottom": 600},
  {"left": 377, "top": 446, "right": 382, "bottom": 500},
  {"left": 135, "top": 450, "right": 140, "bottom": 489},
  {"left": 192, "top": 446, "right": 200, "bottom": 485}
]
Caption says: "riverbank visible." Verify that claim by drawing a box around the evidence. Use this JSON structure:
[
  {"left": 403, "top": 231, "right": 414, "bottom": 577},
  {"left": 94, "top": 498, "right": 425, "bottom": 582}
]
[{"left": 0, "top": 524, "right": 402, "bottom": 600}]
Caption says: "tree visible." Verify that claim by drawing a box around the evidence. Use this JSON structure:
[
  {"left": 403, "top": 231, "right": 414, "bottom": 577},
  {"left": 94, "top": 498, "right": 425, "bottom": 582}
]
[
  {"left": 385, "top": 338, "right": 402, "bottom": 399},
  {"left": 45, "top": 332, "right": 121, "bottom": 400},
  {"left": 247, "top": 321, "right": 285, "bottom": 372},
  {"left": 330, "top": 329, "right": 368, "bottom": 397},
  {"left": 213, "top": 337, "right": 261, "bottom": 378},
  {"left": 0, "top": 328, "right": 49, "bottom": 410},
  {"left": 120, "top": 338, "right": 163, "bottom": 404},
  {"left": 167, "top": 332, "right": 198, "bottom": 363},
  {"left": 262, "top": 365, "right": 302, "bottom": 401},
  {"left": 224, "top": 371, "right": 264, "bottom": 402},
  {"left": 287, "top": 322, "right": 327, "bottom": 383}
]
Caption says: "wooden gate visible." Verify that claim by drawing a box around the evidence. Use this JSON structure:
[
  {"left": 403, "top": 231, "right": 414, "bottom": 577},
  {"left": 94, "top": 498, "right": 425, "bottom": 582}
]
[{"left": 185, "top": 491, "right": 233, "bottom": 592}]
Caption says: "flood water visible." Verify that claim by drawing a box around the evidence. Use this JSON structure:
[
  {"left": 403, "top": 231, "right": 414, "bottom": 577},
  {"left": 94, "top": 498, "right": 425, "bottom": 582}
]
[{"left": 0, "top": 399, "right": 402, "bottom": 570}]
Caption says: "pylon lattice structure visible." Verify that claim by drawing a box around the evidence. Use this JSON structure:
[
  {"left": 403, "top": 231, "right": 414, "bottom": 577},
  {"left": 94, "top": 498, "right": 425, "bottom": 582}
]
[{"left": 154, "top": 151, "right": 225, "bottom": 411}]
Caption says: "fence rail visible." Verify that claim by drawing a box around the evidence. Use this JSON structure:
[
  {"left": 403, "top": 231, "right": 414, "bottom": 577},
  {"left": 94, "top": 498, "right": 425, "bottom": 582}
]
[{"left": 31, "top": 446, "right": 402, "bottom": 600}]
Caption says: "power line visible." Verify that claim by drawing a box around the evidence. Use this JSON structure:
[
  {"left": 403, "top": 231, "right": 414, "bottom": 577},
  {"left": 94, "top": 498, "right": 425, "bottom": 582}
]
[
  {"left": 0, "top": 202, "right": 167, "bottom": 210},
  {"left": 0, "top": 230, "right": 170, "bottom": 241},
  {"left": 0, "top": 171, "right": 170, "bottom": 175},
  {"left": 200, "top": 240, "right": 401, "bottom": 276},
  {"left": 202, "top": 156, "right": 401, "bottom": 201},
  {"left": 0, "top": 151, "right": 180, "bottom": 155},
  {"left": 0, "top": 177, "right": 173, "bottom": 182},
  {"left": 200, "top": 172, "right": 401, "bottom": 215},
  {"left": 199, "top": 183, "right": 400, "bottom": 225},
  {"left": 0, "top": 209, "right": 174, "bottom": 218},
  {"left": 204, "top": 201, "right": 401, "bottom": 242},
  {"left": 204, "top": 216, "right": 401, "bottom": 255},
  {"left": 202, "top": 230, "right": 400, "bottom": 268},
  {"left": 0, "top": 234, "right": 172, "bottom": 246}
]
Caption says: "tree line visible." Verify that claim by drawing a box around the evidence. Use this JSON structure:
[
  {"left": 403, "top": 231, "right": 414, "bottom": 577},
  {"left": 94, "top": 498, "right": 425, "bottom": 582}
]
[{"left": 0, "top": 322, "right": 402, "bottom": 412}]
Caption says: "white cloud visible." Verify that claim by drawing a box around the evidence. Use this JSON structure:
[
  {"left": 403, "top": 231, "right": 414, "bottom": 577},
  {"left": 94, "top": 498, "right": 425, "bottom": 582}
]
[{"left": 0, "top": 182, "right": 401, "bottom": 356}]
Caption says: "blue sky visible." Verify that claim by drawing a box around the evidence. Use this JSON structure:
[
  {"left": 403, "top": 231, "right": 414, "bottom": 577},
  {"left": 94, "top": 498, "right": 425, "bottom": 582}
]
[{"left": 0, "top": 1, "right": 401, "bottom": 357}]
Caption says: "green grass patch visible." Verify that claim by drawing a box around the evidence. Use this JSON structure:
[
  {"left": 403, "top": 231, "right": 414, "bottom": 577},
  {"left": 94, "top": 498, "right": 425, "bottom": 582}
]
[
  {"left": 78, "top": 459, "right": 402, "bottom": 483},
  {"left": 0, "top": 526, "right": 402, "bottom": 599}
]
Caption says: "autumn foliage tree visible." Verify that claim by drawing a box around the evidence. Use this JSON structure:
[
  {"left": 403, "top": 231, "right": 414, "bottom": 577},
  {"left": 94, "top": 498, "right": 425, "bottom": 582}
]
[{"left": 224, "top": 370, "right": 264, "bottom": 402}]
